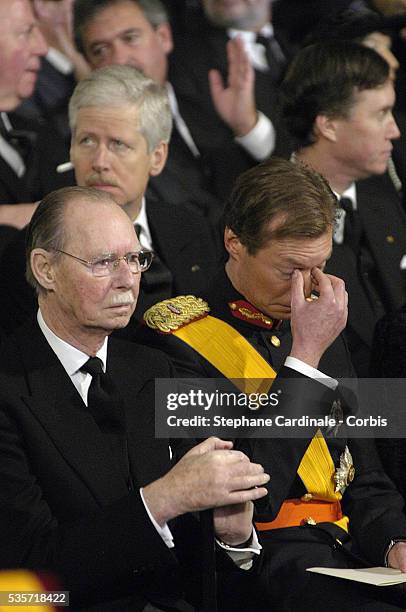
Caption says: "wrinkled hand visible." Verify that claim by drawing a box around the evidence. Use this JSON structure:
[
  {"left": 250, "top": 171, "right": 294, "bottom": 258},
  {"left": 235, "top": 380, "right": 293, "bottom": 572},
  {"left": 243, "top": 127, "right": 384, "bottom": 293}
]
[
  {"left": 388, "top": 542, "right": 406, "bottom": 572},
  {"left": 214, "top": 501, "right": 254, "bottom": 546},
  {"left": 143, "top": 437, "right": 269, "bottom": 526},
  {"left": 290, "top": 268, "right": 348, "bottom": 368},
  {"left": 209, "top": 37, "right": 257, "bottom": 136}
]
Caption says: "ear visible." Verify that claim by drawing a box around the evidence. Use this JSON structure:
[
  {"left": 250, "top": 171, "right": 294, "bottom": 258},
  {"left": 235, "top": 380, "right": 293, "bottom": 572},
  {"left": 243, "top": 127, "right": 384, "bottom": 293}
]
[
  {"left": 224, "top": 227, "right": 244, "bottom": 260},
  {"left": 314, "top": 114, "right": 339, "bottom": 143},
  {"left": 30, "top": 248, "right": 57, "bottom": 291},
  {"left": 156, "top": 23, "right": 173, "bottom": 54},
  {"left": 149, "top": 141, "right": 168, "bottom": 177}
]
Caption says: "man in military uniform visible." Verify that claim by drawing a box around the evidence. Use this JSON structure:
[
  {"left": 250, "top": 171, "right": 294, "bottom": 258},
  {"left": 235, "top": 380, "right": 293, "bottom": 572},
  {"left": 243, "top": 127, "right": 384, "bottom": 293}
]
[{"left": 137, "top": 158, "right": 406, "bottom": 610}]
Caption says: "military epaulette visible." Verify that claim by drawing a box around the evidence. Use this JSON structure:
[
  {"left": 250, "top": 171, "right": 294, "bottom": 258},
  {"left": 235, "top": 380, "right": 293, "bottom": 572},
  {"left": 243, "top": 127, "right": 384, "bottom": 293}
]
[{"left": 144, "top": 295, "right": 210, "bottom": 334}]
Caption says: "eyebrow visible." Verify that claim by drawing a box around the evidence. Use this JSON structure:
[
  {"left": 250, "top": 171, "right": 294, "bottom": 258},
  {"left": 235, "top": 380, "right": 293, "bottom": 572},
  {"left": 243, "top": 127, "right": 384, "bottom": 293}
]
[
  {"left": 88, "top": 28, "right": 141, "bottom": 50},
  {"left": 284, "top": 250, "right": 333, "bottom": 267}
]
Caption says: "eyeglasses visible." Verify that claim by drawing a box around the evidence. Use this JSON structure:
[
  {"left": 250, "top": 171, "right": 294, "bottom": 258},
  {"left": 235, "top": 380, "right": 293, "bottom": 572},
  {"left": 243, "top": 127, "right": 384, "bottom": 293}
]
[{"left": 55, "top": 249, "right": 154, "bottom": 277}]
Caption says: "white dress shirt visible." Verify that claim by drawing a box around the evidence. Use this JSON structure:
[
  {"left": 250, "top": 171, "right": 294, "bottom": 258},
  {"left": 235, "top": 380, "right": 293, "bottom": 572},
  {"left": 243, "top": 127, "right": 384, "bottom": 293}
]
[
  {"left": 228, "top": 23, "right": 275, "bottom": 73},
  {"left": 333, "top": 184, "right": 357, "bottom": 245}
]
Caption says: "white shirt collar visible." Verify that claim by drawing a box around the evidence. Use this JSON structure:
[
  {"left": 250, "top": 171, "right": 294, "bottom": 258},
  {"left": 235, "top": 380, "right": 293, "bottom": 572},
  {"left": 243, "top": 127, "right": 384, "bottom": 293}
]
[
  {"left": 166, "top": 81, "right": 178, "bottom": 118},
  {"left": 37, "top": 309, "right": 108, "bottom": 376},
  {"left": 133, "top": 196, "right": 153, "bottom": 250},
  {"left": 166, "top": 82, "right": 200, "bottom": 157},
  {"left": 334, "top": 183, "right": 357, "bottom": 209},
  {"left": 46, "top": 47, "right": 74, "bottom": 75},
  {"left": 332, "top": 183, "right": 357, "bottom": 244},
  {"left": 227, "top": 24, "right": 276, "bottom": 73},
  {"left": 228, "top": 23, "right": 274, "bottom": 42}
]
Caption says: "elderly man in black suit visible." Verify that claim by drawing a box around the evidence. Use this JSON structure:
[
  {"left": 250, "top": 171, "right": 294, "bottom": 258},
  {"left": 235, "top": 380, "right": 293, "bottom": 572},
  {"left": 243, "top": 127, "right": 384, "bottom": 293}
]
[
  {"left": 281, "top": 40, "right": 406, "bottom": 377},
  {"left": 0, "top": 185, "right": 270, "bottom": 610},
  {"left": 0, "top": 65, "right": 221, "bottom": 336}
]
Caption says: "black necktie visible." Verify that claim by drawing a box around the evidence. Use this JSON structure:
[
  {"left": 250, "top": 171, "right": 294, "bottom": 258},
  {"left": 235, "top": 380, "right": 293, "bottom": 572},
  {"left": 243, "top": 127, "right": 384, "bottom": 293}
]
[
  {"left": 339, "top": 197, "right": 363, "bottom": 255},
  {"left": 81, "top": 356, "right": 126, "bottom": 435},
  {"left": 256, "top": 34, "right": 287, "bottom": 82},
  {"left": 81, "top": 357, "right": 132, "bottom": 488}
]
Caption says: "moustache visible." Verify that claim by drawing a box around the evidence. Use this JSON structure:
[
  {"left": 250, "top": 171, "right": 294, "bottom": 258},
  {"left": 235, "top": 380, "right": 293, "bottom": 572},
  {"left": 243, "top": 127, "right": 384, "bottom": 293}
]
[
  {"left": 109, "top": 292, "right": 136, "bottom": 307},
  {"left": 86, "top": 175, "right": 120, "bottom": 189}
]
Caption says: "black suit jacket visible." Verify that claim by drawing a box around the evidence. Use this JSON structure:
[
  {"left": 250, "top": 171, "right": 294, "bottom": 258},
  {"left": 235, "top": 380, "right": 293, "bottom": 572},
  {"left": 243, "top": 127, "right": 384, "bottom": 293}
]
[
  {"left": 15, "top": 57, "right": 75, "bottom": 133},
  {"left": 147, "top": 124, "right": 224, "bottom": 222},
  {"left": 169, "top": 16, "right": 294, "bottom": 198},
  {"left": 0, "top": 321, "right": 193, "bottom": 610},
  {"left": 0, "top": 114, "right": 40, "bottom": 204},
  {"left": 0, "top": 319, "right": 271, "bottom": 611},
  {"left": 325, "top": 173, "right": 406, "bottom": 376},
  {"left": 134, "top": 268, "right": 406, "bottom": 606}
]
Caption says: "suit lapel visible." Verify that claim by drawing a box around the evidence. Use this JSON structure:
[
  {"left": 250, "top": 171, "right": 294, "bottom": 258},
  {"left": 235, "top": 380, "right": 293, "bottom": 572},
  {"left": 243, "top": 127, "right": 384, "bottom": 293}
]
[
  {"left": 0, "top": 156, "right": 29, "bottom": 202},
  {"left": 17, "top": 324, "right": 129, "bottom": 504}
]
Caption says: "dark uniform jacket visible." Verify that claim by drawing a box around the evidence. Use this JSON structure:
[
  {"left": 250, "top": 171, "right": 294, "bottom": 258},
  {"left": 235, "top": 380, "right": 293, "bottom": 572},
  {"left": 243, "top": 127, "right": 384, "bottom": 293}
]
[{"left": 135, "top": 268, "right": 406, "bottom": 610}]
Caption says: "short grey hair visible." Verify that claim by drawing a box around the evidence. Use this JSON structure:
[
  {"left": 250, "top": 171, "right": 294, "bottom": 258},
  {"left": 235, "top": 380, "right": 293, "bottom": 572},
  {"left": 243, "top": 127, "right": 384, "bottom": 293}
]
[
  {"left": 68, "top": 64, "right": 172, "bottom": 152},
  {"left": 74, "top": 0, "right": 169, "bottom": 55},
  {"left": 26, "top": 186, "right": 115, "bottom": 294}
]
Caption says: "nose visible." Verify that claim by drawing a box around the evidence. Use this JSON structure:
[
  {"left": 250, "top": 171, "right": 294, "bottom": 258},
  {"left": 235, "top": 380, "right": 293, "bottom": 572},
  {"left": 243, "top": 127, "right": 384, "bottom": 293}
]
[
  {"left": 92, "top": 144, "right": 110, "bottom": 172},
  {"left": 388, "top": 113, "right": 401, "bottom": 140},
  {"left": 110, "top": 41, "right": 133, "bottom": 66},
  {"left": 301, "top": 269, "right": 313, "bottom": 296}
]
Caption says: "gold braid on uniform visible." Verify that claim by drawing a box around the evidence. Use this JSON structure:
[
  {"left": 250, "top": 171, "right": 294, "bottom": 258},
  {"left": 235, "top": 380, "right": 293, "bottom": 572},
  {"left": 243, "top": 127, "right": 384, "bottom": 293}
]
[{"left": 144, "top": 295, "right": 210, "bottom": 333}]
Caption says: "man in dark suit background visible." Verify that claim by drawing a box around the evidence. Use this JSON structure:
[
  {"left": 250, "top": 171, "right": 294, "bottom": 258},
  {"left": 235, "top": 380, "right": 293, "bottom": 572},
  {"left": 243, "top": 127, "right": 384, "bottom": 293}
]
[
  {"left": 281, "top": 40, "right": 406, "bottom": 376},
  {"left": 0, "top": 0, "right": 47, "bottom": 231},
  {"left": 0, "top": 65, "right": 221, "bottom": 336},
  {"left": 169, "top": 0, "right": 294, "bottom": 181},
  {"left": 67, "top": 0, "right": 277, "bottom": 209},
  {"left": 0, "top": 185, "right": 270, "bottom": 610},
  {"left": 15, "top": 0, "right": 90, "bottom": 131}
]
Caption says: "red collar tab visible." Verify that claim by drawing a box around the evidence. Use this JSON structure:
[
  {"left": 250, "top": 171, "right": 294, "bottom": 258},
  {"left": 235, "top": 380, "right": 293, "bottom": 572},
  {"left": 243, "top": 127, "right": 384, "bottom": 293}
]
[{"left": 228, "top": 300, "right": 281, "bottom": 330}]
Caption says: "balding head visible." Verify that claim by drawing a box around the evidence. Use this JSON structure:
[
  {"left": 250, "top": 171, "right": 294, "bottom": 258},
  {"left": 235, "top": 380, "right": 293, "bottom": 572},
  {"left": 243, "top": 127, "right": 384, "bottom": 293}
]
[{"left": 28, "top": 186, "right": 142, "bottom": 352}]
